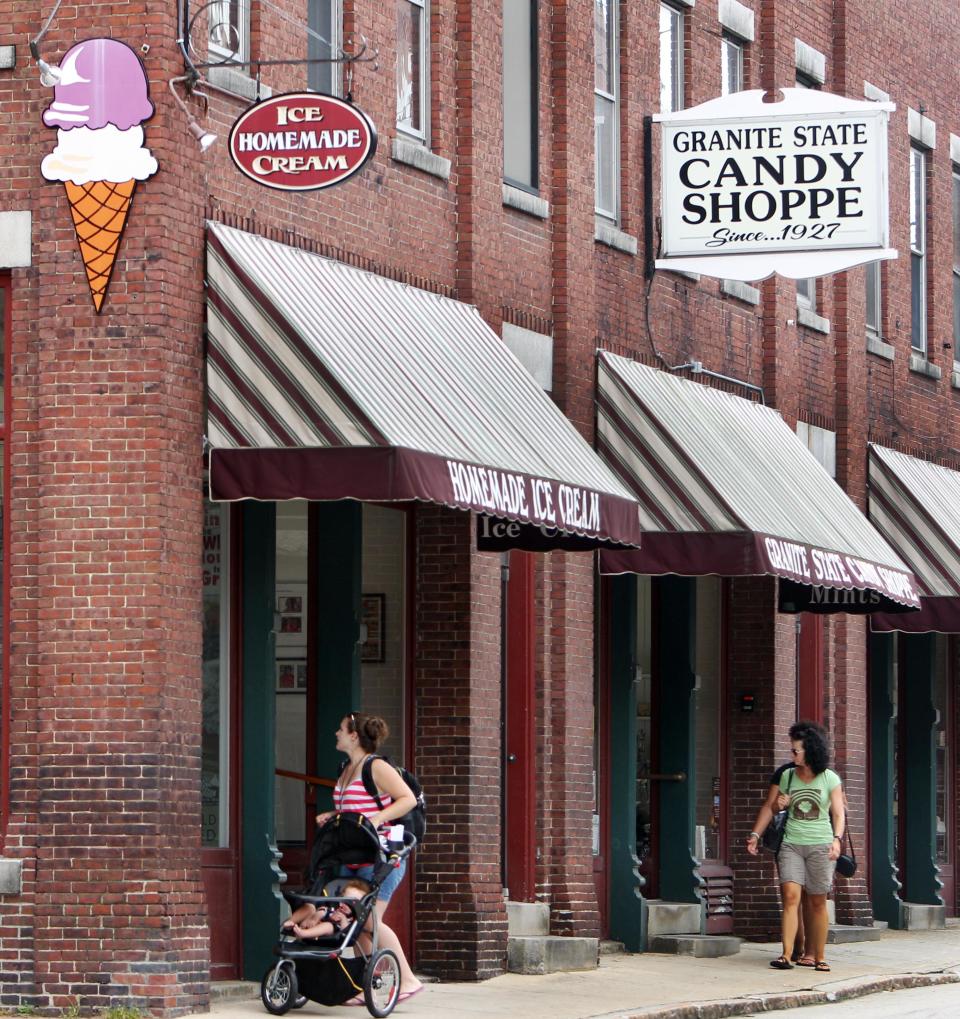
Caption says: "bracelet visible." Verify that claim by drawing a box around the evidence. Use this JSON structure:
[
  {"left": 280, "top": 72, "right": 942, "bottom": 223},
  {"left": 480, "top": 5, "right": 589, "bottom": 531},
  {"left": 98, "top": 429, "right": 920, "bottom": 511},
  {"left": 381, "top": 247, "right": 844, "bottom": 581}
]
[
  {"left": 833, "top": 835, "right": 842, "bottom": 841},
  {"left": 748, "top": 832, "right": 760, "bottom": 840}
]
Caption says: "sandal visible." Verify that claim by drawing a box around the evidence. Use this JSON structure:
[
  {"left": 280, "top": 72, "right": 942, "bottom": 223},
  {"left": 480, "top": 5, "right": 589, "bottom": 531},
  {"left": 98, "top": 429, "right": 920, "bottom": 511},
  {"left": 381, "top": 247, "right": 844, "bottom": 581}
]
[
  {"left": 769, "top": 955, "right": 793, "bottom": 970},
  {"left": 796, "top": 957, "right": 816, "bottom": 967},
  {"left": 814, "top": 960, "right": 831, "bottom": 972}
]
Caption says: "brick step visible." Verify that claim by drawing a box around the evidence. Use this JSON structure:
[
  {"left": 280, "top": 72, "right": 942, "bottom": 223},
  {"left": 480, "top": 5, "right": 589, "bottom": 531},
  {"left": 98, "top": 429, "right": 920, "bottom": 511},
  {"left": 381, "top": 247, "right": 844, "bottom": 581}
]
[
  {"left": 506, "top": 900, "right": 550, "bottom": 937},
  {"left": 649, "top": 934, "right": 742, "bottom": 958},
  {"left": 645, "top": 899, "right": 703, "bottom": 938},
  {"left": 827, "top": 924, "right": 883, "bottom": 944},
  {"left": 507, "top": 935, "right": 599, "bottom": 974},
  {"left": 210, "top": 981, "right": 258, "bottom": 1001}
]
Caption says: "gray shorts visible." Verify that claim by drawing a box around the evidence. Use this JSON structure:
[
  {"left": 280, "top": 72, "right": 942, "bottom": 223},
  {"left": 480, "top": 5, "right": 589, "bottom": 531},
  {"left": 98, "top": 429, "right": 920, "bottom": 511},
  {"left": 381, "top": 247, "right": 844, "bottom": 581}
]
[{"left": 778, "top": 842, "right": 835, "bottom": 894}]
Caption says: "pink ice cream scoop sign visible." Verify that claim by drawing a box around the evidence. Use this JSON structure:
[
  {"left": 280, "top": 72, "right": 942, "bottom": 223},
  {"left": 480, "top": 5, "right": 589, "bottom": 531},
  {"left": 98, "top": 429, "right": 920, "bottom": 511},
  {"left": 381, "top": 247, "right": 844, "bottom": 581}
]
[
  {"left": 40, "top": 39, "right": 159, "bottom": 313},
  {"left": 228, "top": 93, "right": 377, "bottom": 191}
]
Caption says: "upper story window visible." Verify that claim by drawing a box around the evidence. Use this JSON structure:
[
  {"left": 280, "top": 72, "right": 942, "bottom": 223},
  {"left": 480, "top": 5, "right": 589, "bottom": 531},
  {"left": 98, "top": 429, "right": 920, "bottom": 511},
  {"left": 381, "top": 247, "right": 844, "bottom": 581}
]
[
  {"left": 720, "top": 34, "right": 743, "bottom": 95},
  {"left": 594, "top": 0, "right": 619, "bottom": 220},
  {"left": 397, "top": 0, "right": 428, "bottom": 140},
  {"left": 865, "top": 261, "right": 882, "bottom": 338},
  {"left": 952, "top": 169, "right": 960, "bottom": 354},
  {"left": 659, "top": 3, "right": 684, "bottom": 113},
  {"left": 308, "top": 0, "right": 342, "bottom": 95},
  {"left": 910, "top": 145, "right": 928, "bottom": 354},
  {"left": 209, "top": 0, "right": 250, "bottom": 65},
  {"left": 504, "top": 0, "right": 538, "bottom": 191}
]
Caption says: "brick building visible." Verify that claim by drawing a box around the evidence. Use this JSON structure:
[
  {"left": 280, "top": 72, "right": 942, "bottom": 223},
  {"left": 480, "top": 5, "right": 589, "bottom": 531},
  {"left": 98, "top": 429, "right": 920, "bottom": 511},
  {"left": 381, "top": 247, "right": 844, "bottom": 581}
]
[{"left": 0, "top": 0, "right": 957, "bottom": 1012}]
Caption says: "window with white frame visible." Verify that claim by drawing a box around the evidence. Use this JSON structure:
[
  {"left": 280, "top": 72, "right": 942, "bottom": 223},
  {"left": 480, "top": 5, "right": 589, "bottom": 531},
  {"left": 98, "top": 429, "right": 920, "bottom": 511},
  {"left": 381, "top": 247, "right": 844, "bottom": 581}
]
[
  {"left": 504, "top": 0, "right": 538, "bottom": 191},
  {"left": 659, "top": 3, "right": 684, "bottom": 113},
  {"left": 209, "top": 0, "right": 250, "bottom": 65},
  {"left": 721, "top": 34, "right": 743, "bottom": 95},
  {"left": 865, "top": 262, "right": 882, "bottom": 337},
  {"left": 308, "top": 0, "right": 342, "bottom": 95},
  {"left": 594, "top": 0, "right": 619, "bottom": 219},
  {"left": 910, "top": 145, "right": 928, "bottom": 353},
  {"left": 397, "top": 0, "right": 427, "bottom": 140},
  {"left": 953, "top": 169, "right": 960, "bottom": 353}
]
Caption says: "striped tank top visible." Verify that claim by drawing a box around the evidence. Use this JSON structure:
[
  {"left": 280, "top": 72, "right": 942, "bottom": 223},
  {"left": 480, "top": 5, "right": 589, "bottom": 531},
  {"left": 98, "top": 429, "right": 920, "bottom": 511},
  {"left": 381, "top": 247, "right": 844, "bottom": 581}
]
[{"left": 336, "top": 760, "right": 392, "bottom": 821}]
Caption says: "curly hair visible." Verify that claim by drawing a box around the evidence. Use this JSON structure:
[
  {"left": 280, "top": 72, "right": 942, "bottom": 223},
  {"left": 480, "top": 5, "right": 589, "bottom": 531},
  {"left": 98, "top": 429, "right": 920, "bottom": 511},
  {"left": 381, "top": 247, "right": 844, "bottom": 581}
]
[
  {"left": 789, "top": 720, "right": 830, "bottom": 774},
  {"left": 346, "top": 712, "right": 389, "bottom": 753}
]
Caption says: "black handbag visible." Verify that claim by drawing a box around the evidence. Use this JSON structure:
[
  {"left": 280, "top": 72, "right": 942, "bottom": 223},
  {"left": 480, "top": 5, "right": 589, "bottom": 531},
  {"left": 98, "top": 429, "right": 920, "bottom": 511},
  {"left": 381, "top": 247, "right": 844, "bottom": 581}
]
[
  {"left": 836, "top": 825, "right": 857, "bottom": 878},
  {"left": 761, "top": 770, "right": 792, "bottom": 854}
]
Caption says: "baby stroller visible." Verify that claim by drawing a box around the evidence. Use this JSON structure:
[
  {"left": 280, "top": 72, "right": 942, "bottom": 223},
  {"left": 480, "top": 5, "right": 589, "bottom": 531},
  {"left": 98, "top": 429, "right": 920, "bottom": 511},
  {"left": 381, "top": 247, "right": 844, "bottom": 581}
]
[{"left": 261, "top": 811, "right": 417, "bottom": 1018}]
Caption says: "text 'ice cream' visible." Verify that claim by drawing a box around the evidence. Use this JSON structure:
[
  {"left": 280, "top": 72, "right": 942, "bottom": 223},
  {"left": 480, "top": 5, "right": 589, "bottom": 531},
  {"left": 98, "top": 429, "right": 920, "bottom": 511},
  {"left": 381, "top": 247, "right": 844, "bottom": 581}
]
[{"left": 40, "top": 39, "right": 159, "bottom": 312}]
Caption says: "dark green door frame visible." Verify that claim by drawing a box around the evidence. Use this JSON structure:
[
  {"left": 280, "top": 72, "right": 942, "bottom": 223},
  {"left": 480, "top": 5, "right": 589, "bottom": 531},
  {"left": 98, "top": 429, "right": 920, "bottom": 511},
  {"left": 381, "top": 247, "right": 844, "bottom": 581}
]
[
  {"left": 656, "top": 577, "right": 702, "bottom": 909},
  {"left": 868, "top": 632, "right": 903, "bottom": 927},
  {"left": 240, "top": 501, "right": 283, "bottom": 977},
  {"left": 311, "top": 502, "right": 362, "bottom": 784},
  {"left": 607, "top": 574, "right": 646, "bottom": 951},
  {"left": 901, "top": 634, "right": 944, "bottom": 906}
]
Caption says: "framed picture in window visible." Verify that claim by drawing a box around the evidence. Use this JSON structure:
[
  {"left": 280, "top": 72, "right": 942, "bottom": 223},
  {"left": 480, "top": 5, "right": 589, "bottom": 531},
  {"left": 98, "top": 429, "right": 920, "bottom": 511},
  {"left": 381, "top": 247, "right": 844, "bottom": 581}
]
[
  {"left": 276, "top": 658, "right": 307, "bottom": 693},
  {"left": 360, "top": 593, "right": 385, "bottom": 663},
  {"left": 276, "top": 583, "right": 307, "bottom": 650}
]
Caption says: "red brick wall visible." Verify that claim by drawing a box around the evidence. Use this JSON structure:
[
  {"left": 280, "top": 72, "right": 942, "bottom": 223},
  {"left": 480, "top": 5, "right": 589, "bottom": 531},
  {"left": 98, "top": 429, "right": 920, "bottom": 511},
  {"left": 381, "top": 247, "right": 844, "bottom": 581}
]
[
  {"left": 412, "top": 505, "right": 506, "bottom": 979},
  {"left": 1, "top": 0, "right": 959, "bottom": 1003}
]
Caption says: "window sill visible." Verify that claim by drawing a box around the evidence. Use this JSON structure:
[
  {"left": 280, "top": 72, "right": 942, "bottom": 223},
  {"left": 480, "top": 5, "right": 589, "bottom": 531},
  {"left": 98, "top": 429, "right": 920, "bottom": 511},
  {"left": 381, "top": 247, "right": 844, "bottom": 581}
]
[
  {"left": 391, "top": 137, "right": 451, "bottom": 181},
  {"left": 720, "top": 278, "right": 760, "bottom": 305},
  {"left": 909, "top": 353, "right": 942, "bottom": 380},
  {"left": 503, "top": 184, "right": 549, "bottom": 220},
  {"left": 0, "top": 858, "right": 23, "bottom": 895},
  {"left": 952, "top": 363, "right": 960, "bottom": 390},
  {"left": 797, "top": 306, "right": 831, "bottom": 334},
  {"left": 866, "top": 334, "right": 895, "bottom": 361},
  {"left": 205, "top": 65, "right": 272, "bottom": 102},
  {"left": 594, "top": 221, "right": 637, "bottom": 255}
]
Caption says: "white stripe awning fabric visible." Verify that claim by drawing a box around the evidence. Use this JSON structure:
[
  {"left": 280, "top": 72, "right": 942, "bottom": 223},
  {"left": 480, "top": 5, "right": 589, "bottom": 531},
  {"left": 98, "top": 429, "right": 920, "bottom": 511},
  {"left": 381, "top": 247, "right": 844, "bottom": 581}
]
[
  {"left": 204, "top": 222, "right": 643, "bottom": 549},
  {"left": 597, "top": 351, "right": 920, "bottom": 612}
]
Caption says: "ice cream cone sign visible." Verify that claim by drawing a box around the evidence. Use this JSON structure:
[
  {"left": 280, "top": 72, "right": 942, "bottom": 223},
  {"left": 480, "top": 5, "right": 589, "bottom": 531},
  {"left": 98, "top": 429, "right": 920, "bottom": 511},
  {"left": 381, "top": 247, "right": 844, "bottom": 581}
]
[{"left": 40, "top": 39, "right": 159, "bottom": 313}]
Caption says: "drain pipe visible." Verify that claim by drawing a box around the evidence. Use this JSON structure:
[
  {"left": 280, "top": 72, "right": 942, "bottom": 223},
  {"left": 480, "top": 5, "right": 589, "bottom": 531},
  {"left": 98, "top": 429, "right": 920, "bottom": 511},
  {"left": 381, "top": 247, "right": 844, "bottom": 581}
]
[
  {"left": 669, "top": 361, "right": 766, "bottom": 405},
  {"left": 500, "top": 551, "right": 510, "bottom": 891}
]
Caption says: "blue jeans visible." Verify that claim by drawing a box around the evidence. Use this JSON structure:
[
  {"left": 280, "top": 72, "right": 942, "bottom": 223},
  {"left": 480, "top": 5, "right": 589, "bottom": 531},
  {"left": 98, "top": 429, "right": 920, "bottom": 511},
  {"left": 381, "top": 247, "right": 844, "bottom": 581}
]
[{"left": 338, "top": 858, "right": 407, "bottom": 904}]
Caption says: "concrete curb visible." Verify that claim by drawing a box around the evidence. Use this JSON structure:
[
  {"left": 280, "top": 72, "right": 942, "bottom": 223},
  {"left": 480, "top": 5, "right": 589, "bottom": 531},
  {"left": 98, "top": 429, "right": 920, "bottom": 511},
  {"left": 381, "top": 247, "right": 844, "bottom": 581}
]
[{"left": 607, "top": 969, "right": 960, "bottom": 1018}]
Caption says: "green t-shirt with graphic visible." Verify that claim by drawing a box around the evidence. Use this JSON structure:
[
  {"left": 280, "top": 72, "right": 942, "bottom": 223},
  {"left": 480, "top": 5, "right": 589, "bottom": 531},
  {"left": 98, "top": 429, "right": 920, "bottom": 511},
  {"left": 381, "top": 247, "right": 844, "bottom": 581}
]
[{"left": 779, "top": 768, "right": 841, "bottom": 846}]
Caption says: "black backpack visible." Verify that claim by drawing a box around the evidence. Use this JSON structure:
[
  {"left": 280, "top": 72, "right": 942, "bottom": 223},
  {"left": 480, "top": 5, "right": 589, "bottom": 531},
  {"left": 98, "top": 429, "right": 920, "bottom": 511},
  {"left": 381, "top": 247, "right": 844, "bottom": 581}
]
[{"left": 360, "top": 755, "right": 427, "bottom": 844}]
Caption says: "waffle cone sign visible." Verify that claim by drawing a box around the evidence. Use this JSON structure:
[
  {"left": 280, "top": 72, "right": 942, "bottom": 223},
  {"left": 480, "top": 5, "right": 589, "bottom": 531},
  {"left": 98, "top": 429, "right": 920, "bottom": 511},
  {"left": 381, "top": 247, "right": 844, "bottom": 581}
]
[
  {"left": 228, "top": 93, "right": 377, "bottom": 191},
  {"left": 40, "top": 38, "right": 159, "bottom": 313}
]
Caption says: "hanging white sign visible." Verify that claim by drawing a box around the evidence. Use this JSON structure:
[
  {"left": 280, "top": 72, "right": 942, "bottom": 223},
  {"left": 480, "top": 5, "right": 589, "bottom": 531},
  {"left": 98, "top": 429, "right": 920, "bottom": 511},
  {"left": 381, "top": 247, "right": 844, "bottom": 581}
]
[{"left": 655, "top": 88, "right": 896, "bottom": 281}]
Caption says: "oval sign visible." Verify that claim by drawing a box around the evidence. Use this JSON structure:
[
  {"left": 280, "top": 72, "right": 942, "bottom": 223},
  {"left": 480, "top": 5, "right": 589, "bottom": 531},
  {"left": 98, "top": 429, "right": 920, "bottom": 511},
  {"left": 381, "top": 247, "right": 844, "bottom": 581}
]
[{"left": 228, "top": 92, "right": 377, "bottom": 191}]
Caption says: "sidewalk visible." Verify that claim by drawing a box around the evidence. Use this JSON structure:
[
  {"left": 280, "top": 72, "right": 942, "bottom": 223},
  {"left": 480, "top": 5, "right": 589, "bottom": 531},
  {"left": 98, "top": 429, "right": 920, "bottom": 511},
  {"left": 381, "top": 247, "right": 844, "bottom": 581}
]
[{"left": 208, "top": 923, "right": 960, "bottom": 1019}]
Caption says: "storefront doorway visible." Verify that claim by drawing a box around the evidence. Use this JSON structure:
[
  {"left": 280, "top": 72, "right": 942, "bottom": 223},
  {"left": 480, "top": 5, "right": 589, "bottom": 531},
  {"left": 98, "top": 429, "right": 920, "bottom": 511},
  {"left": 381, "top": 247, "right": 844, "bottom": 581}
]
[
  {"left": 604, "top": 574, "right": 730, "bottom": 946},
  {"left": 201, "top": 499, "right": 413, "bottom": 979},
  {"left": 870, "top": 632, "right": 956, "bottom": 924}
]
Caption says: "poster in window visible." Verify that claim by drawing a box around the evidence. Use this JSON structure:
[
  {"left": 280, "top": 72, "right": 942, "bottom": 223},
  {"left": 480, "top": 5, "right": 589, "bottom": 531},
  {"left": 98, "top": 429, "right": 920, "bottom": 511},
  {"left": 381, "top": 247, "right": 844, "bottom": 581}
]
[
  {"left": 276, "top": 583, "right": 307, "bottom": 650},
  {"left": 360, "top": 593, "right": 385, "bottom": 663},
  {"left": 276, "top": 658, "right": 307, "bottom": 692}
]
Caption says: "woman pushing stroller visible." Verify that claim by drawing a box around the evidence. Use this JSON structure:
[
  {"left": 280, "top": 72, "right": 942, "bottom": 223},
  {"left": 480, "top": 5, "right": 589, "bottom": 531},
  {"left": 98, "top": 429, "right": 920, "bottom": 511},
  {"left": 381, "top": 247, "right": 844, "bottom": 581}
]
[{"left": 314, "top": 712, "right": 424, "bottom": 1005}]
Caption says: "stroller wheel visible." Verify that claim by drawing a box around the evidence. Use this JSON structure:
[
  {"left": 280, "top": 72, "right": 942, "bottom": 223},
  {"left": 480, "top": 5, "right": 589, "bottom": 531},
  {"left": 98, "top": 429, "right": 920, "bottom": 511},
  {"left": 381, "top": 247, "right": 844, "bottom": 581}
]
[
  {"left": 363, "top": 948, "right": 400, "bottom": 1017},
  {"left": 261, "top": 961, "right": 299, "bottom": 1015}
]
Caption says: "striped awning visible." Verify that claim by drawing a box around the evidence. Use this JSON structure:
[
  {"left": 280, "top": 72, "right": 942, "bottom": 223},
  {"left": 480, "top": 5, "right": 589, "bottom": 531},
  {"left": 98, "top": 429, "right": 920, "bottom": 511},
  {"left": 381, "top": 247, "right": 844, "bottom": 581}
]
[
  {"left": 868, "top": 445, "right": 960, "bottom": 632},
  {"left": 596, "top": 351, "right": 920, "bottom": 612},
  {"left": 205, "top": 223, "right": 643, "bottom": 549}
]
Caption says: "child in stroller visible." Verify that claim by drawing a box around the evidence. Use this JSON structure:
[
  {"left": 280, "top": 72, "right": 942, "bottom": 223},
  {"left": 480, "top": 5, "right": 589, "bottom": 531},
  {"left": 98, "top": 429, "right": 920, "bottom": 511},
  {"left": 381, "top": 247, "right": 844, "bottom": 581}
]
[
  {"left": 261, "top": 811, "right": 417, "bottom": 1019},
  {"left": 284, "top": 877, "right": 371, "bottom": 942}
]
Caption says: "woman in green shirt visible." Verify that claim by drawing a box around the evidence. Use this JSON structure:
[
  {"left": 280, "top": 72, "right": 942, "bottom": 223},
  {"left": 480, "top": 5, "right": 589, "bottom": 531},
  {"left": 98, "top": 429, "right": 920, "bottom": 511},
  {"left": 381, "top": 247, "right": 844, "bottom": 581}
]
[{"left": 753, "top": 725, "right": 844, "bottom": 973}]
